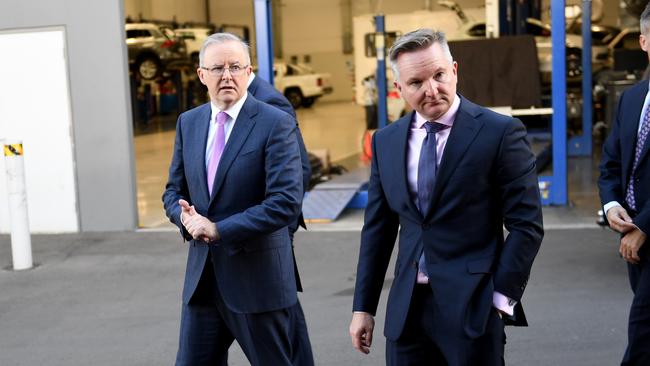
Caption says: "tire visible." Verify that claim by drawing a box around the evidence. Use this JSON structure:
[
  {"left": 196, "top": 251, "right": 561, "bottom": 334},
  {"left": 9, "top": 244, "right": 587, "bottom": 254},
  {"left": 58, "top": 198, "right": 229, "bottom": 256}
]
[
  {"left": 301, "top": 97, "right": 315, "bottom": 108},
  {"left": 285, "top": 89, "right": 303, "bottom": 110},
  {"left": 137, "top": 56, "right": 161, "bottom": 80}
]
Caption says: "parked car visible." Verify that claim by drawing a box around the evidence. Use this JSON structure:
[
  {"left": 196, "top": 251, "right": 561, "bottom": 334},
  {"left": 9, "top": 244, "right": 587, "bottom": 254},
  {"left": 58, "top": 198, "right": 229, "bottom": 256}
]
[
  {"left": 272, "top": 62, "right": 333, "bottom": 109},
  {"left": 174, "top": 27, "right": 212, "bottom": 66},
  {"left": 125, "top": 23, "right": 188, "bottom": 80}
]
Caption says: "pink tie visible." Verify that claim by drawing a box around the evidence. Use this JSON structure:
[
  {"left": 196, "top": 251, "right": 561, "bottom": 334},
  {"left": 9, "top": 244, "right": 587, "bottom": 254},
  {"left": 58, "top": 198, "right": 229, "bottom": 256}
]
[{"left": 207, "top": 111, "right": 227, "bottom": 195}]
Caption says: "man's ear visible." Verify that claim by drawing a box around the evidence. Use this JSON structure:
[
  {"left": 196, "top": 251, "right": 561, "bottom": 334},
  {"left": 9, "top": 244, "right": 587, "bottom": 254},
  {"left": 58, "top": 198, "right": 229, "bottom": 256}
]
[
  {"left": 394, "top": 80, "right": 401, "bottom": 93},
  {"left": 640, "top": 34, "right": 649, "bottom": 53},
  {"left": 197, "top": 68, "right": 207, "bottom": 85}
]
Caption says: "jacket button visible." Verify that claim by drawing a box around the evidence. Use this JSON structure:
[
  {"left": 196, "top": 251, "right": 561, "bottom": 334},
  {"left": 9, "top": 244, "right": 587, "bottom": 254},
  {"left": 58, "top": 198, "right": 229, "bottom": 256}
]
[
  {"left": 422, "top": 224, "right": 430, "bottom": 230},
  {"left": 412, "top": 261, "right": 418, "bottom": 268}
]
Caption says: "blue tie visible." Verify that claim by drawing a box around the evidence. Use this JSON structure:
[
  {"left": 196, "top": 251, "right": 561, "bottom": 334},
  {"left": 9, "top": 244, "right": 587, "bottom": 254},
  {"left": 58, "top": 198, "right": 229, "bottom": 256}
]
[{"left": 417, "top": 121, "right": 447, "bottom": 279}]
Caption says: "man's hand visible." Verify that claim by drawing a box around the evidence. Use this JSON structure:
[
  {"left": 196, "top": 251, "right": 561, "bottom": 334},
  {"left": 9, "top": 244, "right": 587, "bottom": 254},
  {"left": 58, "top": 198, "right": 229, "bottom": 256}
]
[
  {"left": 349, "top": 312, "right": 375, "bottom": 355},
  {"left": 620, "top": 228, "right": 647, "bottom": 264},
  {"left": 607, "top": 206, "right": 636, "bottom": 234},
  {"left": 178, "top": 199, "right": 218, "bottom": 243},
  {"left": 179, "top": 199, "right": 197, "bottom": 227}
]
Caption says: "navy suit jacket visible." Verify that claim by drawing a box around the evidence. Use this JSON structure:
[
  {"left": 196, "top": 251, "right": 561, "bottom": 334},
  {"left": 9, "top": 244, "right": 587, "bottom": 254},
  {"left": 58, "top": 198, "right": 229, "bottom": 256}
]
[
  {"left": 600, "top": 80, "right": 650, "bottom": 235},
  {"left": 163, "top": 93, "right": 303, "bottom": 313},
  {"left": 248, "top": 75, "right": 311, "bottom": 230},
  {"left": 353, "top": 96, "right": 543, "bottom": 346}
]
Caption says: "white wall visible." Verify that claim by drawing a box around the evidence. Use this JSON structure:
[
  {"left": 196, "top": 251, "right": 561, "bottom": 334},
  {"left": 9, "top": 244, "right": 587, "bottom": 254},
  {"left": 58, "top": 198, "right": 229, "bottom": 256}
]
[
  {"left": 0, "top": 28, "right": 78, "bottom": 233},
  {"left": 0, "top": 0, "right": 137, "bottom": 232}
]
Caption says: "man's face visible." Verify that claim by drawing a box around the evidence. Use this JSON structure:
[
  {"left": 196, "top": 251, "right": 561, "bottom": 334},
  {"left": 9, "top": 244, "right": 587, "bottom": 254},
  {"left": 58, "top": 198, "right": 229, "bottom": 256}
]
[
  {"left": 197, "top": 41, "right": 252, "bottom": 109},
  {"left": 393, "top": 43, "right": 458, "bottom": 121}
]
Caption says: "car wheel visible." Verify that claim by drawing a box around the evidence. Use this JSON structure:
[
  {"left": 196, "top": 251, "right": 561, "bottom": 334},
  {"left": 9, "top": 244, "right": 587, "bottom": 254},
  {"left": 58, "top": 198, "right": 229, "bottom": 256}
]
[
  {"left": 137, "top": 56, "right": 161, "bottom": 80},
  {"left": 285, "top": 89, "right": 303, "bottom": 110},
  {"left": 301, "top": 97, "right": 315, "bottom": 108}
]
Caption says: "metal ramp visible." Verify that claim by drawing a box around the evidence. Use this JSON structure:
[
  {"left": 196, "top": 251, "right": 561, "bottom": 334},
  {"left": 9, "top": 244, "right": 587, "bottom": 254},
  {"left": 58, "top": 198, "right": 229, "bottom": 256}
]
[{"left": 303, "top": 166, "right": 369, "bottom": 223}]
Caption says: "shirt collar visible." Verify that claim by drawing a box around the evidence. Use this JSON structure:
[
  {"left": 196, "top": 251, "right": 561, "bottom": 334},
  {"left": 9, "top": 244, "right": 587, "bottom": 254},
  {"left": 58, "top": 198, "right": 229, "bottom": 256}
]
[
  {"left": 247, "top": 72, "right": 255, "bottom": 87},
  {"left": 413, "top": 94, "right": 461, "bottom": 129},
  {"left": 210, "top": 92, "right": 248, "bottom": 124}
]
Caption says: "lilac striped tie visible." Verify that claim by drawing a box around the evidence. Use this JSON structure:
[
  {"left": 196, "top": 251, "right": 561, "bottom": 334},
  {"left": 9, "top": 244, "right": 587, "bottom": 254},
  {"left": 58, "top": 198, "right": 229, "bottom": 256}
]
[
  {"left": 207, "top": 111, "right": 227, "bottom": 196},
  {"left": 625, "top": 104, "right": 650, "bottom": 211}
]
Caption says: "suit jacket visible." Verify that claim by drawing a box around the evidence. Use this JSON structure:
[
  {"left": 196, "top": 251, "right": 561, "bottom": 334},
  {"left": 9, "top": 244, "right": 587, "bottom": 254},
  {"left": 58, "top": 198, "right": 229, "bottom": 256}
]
[
  {"left": 248, "top": 75, "right": 310, "bottom": 292},
  {"left": 248, "top": 75, "right": 311, "bottom": 205},
  {"left": 600, "top": 80, "right": 650, "bottom": 236},
  {"left": 352, "top": 96, "right": 543, "bottom": 345},
  {"left": 162, "top": 94, "right": 303, "bottom": 313}
]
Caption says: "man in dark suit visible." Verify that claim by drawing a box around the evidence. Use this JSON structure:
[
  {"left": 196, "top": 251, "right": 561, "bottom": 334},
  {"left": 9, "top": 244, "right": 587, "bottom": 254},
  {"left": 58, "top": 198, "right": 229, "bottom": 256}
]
[
  {"left": 349, "top": 29, "right": 543, "bottom": 365},
  {"left": 245, "top": 66, "right": 314, "bottom": 366},
  {"left": 598, "top": 5, "right": 650, "bottom": 365},
  {"left": 163, "top": 32, "right": 303, "bottom": 365}
]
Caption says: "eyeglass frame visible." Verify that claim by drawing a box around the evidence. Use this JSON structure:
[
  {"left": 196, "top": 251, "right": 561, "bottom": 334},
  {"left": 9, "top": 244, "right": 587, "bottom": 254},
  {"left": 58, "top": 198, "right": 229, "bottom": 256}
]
[{"left": 200, "top": 64, "right": 250, "bottom": 77}]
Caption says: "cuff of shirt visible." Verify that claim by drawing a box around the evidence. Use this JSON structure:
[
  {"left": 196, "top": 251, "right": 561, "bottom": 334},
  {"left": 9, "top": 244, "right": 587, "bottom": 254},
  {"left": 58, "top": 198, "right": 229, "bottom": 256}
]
[
  {"left": 603, "top": 201, "right": 622, "bottom": 215},
  {"left": 493, "top": 291, "right": 515, "bottom": 316}
]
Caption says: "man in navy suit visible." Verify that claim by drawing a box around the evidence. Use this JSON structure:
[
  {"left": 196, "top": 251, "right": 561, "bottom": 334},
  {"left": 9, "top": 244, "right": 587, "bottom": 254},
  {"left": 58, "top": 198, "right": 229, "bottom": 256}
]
[
  {"left": 599, "top": 5, "right": 650, "bottom": 365},
  {"left": 163, "top": 32, "right": 303, "bottom": 365},
  {"left": 349, "top": 29, "right": 543, "bottom": 365}
]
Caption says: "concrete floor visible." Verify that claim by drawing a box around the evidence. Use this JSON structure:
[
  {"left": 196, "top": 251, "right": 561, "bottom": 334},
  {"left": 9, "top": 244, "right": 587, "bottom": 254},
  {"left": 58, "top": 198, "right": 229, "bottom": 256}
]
[
  {"left": 0, "top": 228, "right": 632, "bottom": 365},
  {"left": 134, "top": 100, "right": 367, "bottom": 228}
]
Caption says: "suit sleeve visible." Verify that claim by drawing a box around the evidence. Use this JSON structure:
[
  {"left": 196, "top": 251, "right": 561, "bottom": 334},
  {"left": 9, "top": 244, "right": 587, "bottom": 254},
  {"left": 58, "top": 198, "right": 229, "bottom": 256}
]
[
  {"left": 162, "top": 114, "right": 193, "bottom": 241},
  {"left": 352, "top": 133, "right": 399, "bottom": 315},
  {"left": 598, "top": 88, "right": 626, "bottom": 210},
  {"left": 493, "top": 119, "right": 544, "bottom": 301},
  {"left": 215, "top": 115, "right": 303, "bottom": 243}
]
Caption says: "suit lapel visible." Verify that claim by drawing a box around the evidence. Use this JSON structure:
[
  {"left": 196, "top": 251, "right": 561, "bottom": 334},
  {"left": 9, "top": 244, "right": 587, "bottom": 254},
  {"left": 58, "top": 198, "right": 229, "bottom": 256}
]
[
  {"left": 636, "top": 83, "right": 650, "bottom": 167},
  {"left": 191, "top": 104, "right": 212, "bottom": 203},
  {"left": 428, "top": 97, "right": 483, "bottom": 218},
  {"left": 394, "top": 112, "right": 422, "bottom": 219},
  {"left": 209, "top": 95, "right": 257, "bottom": 203},
  {"left": 622, "top": 83, "right": 647, "bottom": 183}
]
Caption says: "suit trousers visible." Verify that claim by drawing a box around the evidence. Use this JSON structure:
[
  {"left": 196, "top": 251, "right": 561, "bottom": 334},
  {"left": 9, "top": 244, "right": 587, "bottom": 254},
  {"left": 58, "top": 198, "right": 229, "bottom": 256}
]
[
  {"left": 622, "top": 250, "right": 650, "bottom": 366},
  {"left": 386, "top": 284, "right": 505, "bottom": 366},
  {"left": 175, "top": 252, "right": 293, "bottom": 366}
]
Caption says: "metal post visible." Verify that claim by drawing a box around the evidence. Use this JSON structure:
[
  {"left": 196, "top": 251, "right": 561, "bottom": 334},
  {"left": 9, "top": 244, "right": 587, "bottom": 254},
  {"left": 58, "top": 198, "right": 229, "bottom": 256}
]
[
  {"left": 551, "top": 0, "right": 568, "bottom": 205},
  {"left": 3, "top": 141, "right": 33, "bottom": 270},
  {"left": 374, "top": 14, "right": 388, "bottom": 129},
  {"left": 581, "top": 0, "right": 593, "bottom": 154},
  {"left": 254, "top": 0, "right": 274, "bottom": 85}
]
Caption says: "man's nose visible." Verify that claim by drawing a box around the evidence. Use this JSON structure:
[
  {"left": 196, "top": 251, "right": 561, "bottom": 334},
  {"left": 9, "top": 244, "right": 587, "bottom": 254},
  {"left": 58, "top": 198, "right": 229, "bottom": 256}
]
[
  {"left": 424, "top": 78, "right": 439, "bottom": 97},
  {"left": 220, "top": 69, "right": 234, "bottom": 81}
]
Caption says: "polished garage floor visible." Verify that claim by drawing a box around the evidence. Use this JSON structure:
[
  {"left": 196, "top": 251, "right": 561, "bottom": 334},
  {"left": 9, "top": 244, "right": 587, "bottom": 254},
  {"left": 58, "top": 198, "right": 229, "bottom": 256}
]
[
  {"left": 133, "top": 100, "right": 605, "bottom": 229},
  {"left": 134, "top": 100, "right": 368, "bottom": 228}
]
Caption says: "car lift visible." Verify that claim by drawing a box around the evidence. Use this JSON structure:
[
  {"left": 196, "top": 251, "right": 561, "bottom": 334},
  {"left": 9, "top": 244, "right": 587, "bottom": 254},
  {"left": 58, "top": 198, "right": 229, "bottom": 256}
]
[{"left": 255, "top": 0, "right": 581, "bottom": 221}]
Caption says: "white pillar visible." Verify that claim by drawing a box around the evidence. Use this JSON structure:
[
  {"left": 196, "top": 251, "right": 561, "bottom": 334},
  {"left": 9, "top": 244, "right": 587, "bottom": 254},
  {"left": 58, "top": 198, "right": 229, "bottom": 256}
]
[
  {"left": 485, "top": 0, "right": 500, "bottom": 38},
  {"left": 3, "top": 140, "right": 33, "bottom": 270}
]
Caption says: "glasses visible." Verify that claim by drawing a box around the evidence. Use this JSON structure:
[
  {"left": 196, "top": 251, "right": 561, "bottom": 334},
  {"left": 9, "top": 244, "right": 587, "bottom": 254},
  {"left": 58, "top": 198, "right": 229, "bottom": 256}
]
[{"left": 201, "top": 64, "right": 249, "bottom": 76}]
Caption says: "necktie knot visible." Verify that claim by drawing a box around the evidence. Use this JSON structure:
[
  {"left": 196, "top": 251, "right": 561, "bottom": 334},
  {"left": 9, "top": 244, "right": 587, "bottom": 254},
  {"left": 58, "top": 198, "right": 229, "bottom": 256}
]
[
  {"left": 424, "top": 121, "right": 447, "bottom": 134},
  {"left": 216, "top": 111, "right": 228, "bottom": 126}
]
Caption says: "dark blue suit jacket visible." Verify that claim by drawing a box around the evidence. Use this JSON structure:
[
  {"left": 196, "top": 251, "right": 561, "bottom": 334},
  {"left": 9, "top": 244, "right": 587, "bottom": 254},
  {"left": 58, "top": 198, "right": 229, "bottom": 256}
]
[
  {"left": 163, "top": 93, "right": 303, "bottom": 313},
  {"left": 248, "top": 75, "right": 311, "bottom": 229},
  {"left": 352, "top": 96, "right": 543, "bottom": 356},
  {"left": 600, "top": 81, "right": 650, "bottom": 235}
]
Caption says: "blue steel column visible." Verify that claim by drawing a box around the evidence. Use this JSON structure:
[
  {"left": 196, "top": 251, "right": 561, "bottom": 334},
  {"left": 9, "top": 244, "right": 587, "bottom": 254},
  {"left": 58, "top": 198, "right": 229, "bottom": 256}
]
[
  {"left": 374, "top": 15, "right": 388, "bottom": 129},
  {"left": 581, "top": 0, "right": 593, "bottom": 154},
  {"left": 551, "top": 0, "right": 568, "bottom": 204},
  {"left": 254, "top": 0, "right": 274, "bottom": 85}
]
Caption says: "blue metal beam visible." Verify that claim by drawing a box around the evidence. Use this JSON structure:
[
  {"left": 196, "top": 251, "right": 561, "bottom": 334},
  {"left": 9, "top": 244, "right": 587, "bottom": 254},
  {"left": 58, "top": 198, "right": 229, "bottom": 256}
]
[
  {"left": 253, "top": 0, "right": 274, "bottom": 85},
  {"left": 550, "top": 0, "right": 568, "bottom": 205},
  {"left": 569, "top": 0, "right": 593, "bottom": 156},
  {"left": 374, "top": 14, "right": 388, "bottom": 129}
]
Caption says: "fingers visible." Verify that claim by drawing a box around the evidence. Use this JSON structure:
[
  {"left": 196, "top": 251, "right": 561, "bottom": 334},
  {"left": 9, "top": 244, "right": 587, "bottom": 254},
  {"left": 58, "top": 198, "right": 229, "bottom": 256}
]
[
  {"left": 620, "top": 232, "right": 642, "bottom": 264},
  {"left": 178, "top": 199, "right": 191, "bottom": 211},
  {"left": 349, "top": 313, "right": 374, "bottom": 354}
]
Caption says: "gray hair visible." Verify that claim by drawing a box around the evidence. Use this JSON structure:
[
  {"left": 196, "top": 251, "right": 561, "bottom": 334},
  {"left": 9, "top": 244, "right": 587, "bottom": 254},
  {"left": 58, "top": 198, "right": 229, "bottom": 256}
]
[
  {"left": 388, "top": 28, "right": 453, "bottom": 81},
  {"left": 642, "top": 3, "right": 650, "bottom": 35},
  {"left": 199, "top": 32, "right": 251, "bottom": 67}
]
